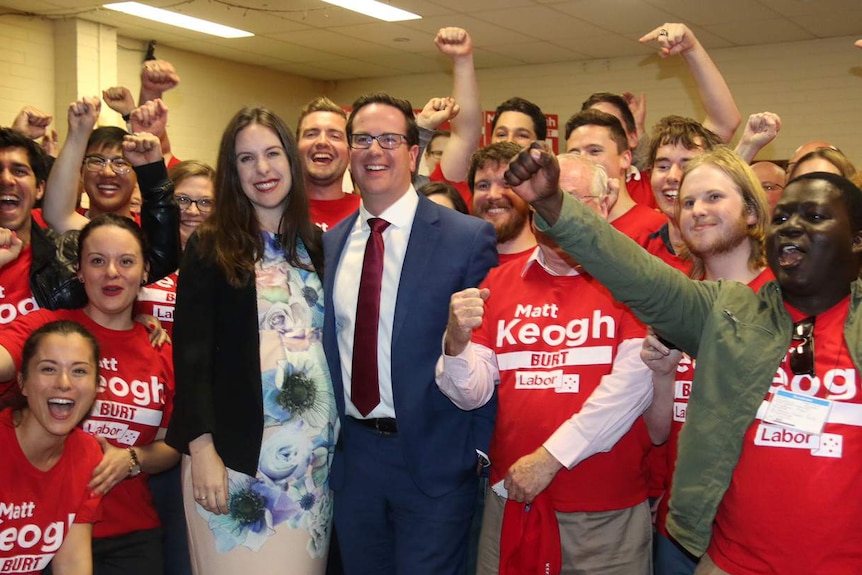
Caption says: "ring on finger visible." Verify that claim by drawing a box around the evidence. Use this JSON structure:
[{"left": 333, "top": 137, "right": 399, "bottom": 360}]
[{"left": 658, "top": 28, "right": 669, "bottom": 36}]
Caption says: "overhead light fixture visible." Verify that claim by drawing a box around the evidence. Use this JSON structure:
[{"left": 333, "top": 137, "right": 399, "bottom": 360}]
[
  {"left": 320, "top": 0, "right": 421, "bottom": 22},
  {"left": 103, "top": 2, "right": 254, "bottom": 38}
]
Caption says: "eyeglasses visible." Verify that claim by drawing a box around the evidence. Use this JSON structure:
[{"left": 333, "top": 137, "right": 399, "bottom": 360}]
[
  {"left": 349, "top": 133, "right": 408, "bottom": 150},
  {"left": 562, "top": 189, "right": 602, "bottom": 205},
  {"left": 789, "top": 317, "right": 815, "bottom": 376},
  {"left": 175, "top": 195, "right": 214, "bottom": 214},
  {"left": 83, "top": 155, "right": 132, "bottom": 175},
  {"left": 426, "top": 150, "right": 444, "bottom": 158}
]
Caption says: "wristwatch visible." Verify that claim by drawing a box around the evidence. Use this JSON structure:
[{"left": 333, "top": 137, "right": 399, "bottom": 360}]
[{"left": 127, "top": 447, "right": 142, "bottom": 478}]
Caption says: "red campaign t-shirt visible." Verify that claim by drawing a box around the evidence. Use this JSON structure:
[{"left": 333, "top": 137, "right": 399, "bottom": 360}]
[
  {"left": 627, "top": 169, "right": 657, "bottom": 210},
  {"left": 475, "top": 259, "right": 650, "bottom": 512},
  {"left": 498, "top": 247, "right": 534, "bottom": 267},
  {"left": 709, "top": 295, "right": 862, "bottom": 574},
  {"left": 134, "top": 271, "right": 178, "bottom": 338},
  {"left": 429, "top": 164, "right": 473, "bottom": 214},
  {"left": 0, "top": 308, "right": 174, "bottom": 539},
  {"left": 655, "top": 268, "right": 775, "bottom": 538},
  {"left": 611, "top": 203, "right": 667, "bottom": 249},
  {"left": 310, "top": 194, "right": 360, "bottom": 232},
  {"left": 0, "top": 246, "right": 40, "bottom": 392},
  {"left": 0, "top": 409, "right": 103, "bottom": 574},
  {"left": 0, "top": 245, "right": 39, "bottom": 328}
]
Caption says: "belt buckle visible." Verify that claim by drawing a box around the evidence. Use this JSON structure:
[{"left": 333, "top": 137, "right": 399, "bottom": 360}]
[{"left": 375, "top": 418, "right": 395, "bottom": 435}]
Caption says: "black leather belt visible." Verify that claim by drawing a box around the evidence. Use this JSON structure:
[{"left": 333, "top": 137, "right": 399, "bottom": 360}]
[{"left": 350, "top": 416, "right": 398, "bottom": 434}]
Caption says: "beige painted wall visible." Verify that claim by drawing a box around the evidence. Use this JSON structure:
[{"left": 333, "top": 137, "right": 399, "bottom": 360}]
[{"left": 1, "top": 13, "right": 859, "bottom": 166}]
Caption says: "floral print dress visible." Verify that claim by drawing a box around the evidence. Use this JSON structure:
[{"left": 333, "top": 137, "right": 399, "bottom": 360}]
[{"left": 184, "top": 232, "right": 336, "bottom": 575}]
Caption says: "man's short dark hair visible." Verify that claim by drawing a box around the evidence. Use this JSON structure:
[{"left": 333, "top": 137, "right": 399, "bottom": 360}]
[
  {"left": 790, "top": 171, "right": 862, "bottom": 232},
  {"left": 564, "top": 109, "right": 628, "bottom": 155},
  {"left": 468, "top": 141, "right": 522, "bottom": 195},
  {"left": 0, "top": 127, "right": 49, "bottom": 184},
  {"left": 86, "top": 126, "right": 129, "bottom": 152},
  {"left": 346, "top": 92, "right": 419, "bottom": 147},
  {"left": 647, "top": 115, "right": 722, "bottom": 168},
  {"left": 491, "top": 97, "right": 547, "bottom": 142},
  {"left": 581, "top": 92, "right": 637, "bottom": 137},
  {"left": 296, "top": 96, "right": 347, "bottom": 138}
]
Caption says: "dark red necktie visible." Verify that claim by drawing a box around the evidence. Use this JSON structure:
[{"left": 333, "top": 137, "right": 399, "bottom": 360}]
[{"left": 351, "top": 217, "right": 390, "bottom": 416}]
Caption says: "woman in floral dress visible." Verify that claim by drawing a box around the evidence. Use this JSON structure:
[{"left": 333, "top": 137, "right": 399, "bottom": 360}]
[{"left": 166, "top": 107, "right": 335, "bottom": 574}]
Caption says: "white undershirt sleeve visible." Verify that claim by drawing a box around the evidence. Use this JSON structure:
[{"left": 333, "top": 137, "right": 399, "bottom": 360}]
[{"left": 543, "top": 338, "right": 654, "bottom": 469}]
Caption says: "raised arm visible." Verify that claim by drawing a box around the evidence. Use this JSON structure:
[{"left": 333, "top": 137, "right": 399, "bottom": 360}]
[
  {"left": 505, "top": 143, "right": 717, "bottom": 355},
  {"left": 11, "top": 106, "right": 53, "bottom": 140},
  {"left": 102, "top": 87, "right": 136, "bottom": 121},
  {"left": 43, "top": 97, "right": 100, "bottom": 233},
  {"left": 640, "top": 23, "right": 741, "bottom": 143},
  {"left": 123, "top": 132, "right": 179, "bottom": 281},
  {"left": 435, "top": 287, "right": 497, "bottom": 409},
  {"left": 131, "top": 98, "right": 173, "bottom": 163},
  {"left": 139, "top": 59, "right": 180, "bottom": 105},
  {"left": 734, "top": 112, "right": 782, "bottom": 164},
  {"left": 434, "top": 27, "right": 481, "bottom": 182}
]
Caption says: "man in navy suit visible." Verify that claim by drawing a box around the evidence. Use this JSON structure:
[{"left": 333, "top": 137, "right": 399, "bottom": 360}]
[{"left": 323, "top": 92, "right": 498, "bottom": 574}]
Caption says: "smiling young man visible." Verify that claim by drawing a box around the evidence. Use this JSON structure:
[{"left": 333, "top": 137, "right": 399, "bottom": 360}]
[
  {"left": 644, "top": 116, "right": 723, "bottom": 273},
  {"left": 640, "top": 147, "right": 773, "bottom": 574},
  {"left": 565, "top": 109, "right": 665, "bottom": 247},
  {"left": 323, "top": 92, "right": 497, "bottom": 575},
  {"left": 468, "top": 142, "right": 536, "bottom": 264},
  {"left": 296, "top": 96, "right": 358, "bottom": 231},
  {"left": 504, "top": 142, "right": 862, "bottom": 574}
]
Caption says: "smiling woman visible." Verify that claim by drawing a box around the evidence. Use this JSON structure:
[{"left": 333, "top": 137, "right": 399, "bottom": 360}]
[
  {"left": 0, "top": 214, "right": 178, "bottom": 575},
  {"left": 166, "top": 107, "right": 335, "bottom": 575},
  {"left": 0, "top": 321, "right": 103, "bottom": 575}
]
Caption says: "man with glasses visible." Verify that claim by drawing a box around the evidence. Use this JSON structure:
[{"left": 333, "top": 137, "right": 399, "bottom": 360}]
[
  {"left": 322, "top": 92, "right": 497, "bottom": 575},
  {"left": 505, "top": 141, "right": 862, "bottom": 574},
  {"left": 438, "top": 152, "right": 654, "bottom": 575},
  {"left": 751, "top": 161, "right": 786, "bottom": 213},
  {"left": 41, "top": 96, "right": 178, "bottom": 285}
]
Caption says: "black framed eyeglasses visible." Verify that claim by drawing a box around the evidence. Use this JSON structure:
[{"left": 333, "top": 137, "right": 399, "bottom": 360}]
[
  {"left": 789, "top": 317, "right": 815, "bottom": 376},
  {"left": 83, "top": 155, "right": 132, "bottom": 175},
  {"left": 175, "top": 195, "right": 214, "bottom": 214},
  {"left": 349, "top": 133, "right": 408, "bottom": 150}
]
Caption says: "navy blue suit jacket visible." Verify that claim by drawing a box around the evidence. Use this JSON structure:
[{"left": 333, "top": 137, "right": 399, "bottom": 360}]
[{"left": 323, "top": 193, "right": 498, "bottom": 497}]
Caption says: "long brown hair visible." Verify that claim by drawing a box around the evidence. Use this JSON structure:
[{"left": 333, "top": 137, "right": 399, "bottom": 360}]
[{"left": 197, "top": 107, "right": 321, "bottom": 287}]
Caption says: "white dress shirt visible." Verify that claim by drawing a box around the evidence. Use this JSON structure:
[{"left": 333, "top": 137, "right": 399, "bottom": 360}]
[{"left": 334, "top": 187, "right": 418, "bottom": 419}]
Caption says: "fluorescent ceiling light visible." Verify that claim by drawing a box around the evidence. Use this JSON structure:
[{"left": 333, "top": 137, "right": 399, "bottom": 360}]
[
  {"left": 103, "top": 2, "right": 254, "bottom": 38},
  {"left": 321, "top": 0, "right": 421, "bottom": 22}
]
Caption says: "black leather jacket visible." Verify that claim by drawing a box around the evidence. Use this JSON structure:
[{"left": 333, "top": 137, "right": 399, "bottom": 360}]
[{"left": 28, "top": 161, "right": 179, "bottom": 310}]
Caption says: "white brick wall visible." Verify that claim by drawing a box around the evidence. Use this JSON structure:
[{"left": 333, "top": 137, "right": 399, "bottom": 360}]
[{"left": 0, "top": 15, "right": 858, "bottom": 166}]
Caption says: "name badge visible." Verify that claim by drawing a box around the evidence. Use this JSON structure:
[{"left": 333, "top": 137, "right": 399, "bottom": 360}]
[{"left": 763, "top": 389, "right": 832, "bottom": 435}]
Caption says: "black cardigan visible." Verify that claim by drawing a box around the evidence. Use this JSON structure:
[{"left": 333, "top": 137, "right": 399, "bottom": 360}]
[
  {"left": 166, "top": 234, "right": 263, "bottom": 475},
  {"left": 165, "top": 232, "right": 323, "bottom": 476}
]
